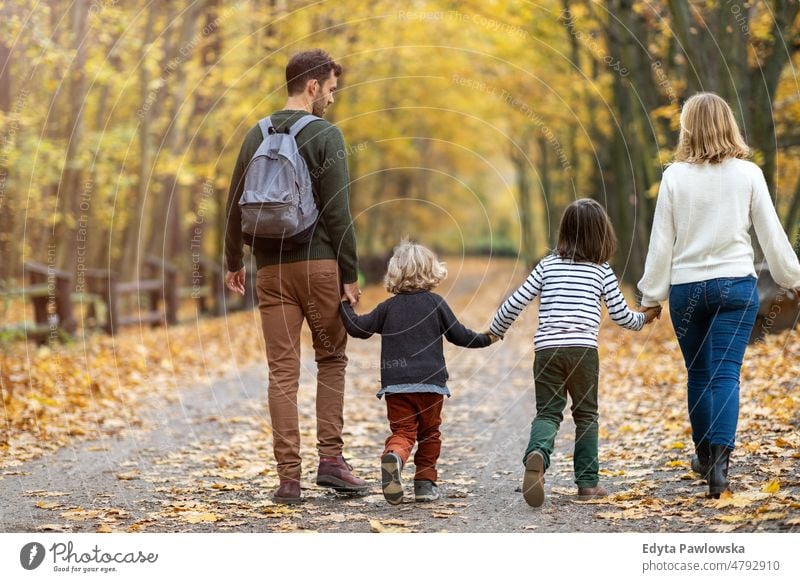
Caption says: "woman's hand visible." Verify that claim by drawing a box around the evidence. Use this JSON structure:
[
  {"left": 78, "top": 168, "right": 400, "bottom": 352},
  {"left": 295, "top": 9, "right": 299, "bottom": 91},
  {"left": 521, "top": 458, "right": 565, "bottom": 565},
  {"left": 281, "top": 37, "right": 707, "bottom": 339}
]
[{"left": 639, "top": 304, "right": 662, "bottom": 324}]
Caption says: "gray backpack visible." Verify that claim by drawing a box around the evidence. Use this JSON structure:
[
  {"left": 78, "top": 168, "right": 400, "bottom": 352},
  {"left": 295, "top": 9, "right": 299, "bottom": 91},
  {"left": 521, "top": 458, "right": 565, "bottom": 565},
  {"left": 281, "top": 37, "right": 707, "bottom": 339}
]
[{"left": 239, "top": 114, "right": 322, "bottom": 244}]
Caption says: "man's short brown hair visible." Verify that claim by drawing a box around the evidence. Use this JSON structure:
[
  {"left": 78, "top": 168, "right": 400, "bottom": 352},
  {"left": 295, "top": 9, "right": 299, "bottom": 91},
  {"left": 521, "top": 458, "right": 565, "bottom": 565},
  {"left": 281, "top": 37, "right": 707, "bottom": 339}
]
[{"left": 285, "top": 49, "right": 342, "bottom": 95}]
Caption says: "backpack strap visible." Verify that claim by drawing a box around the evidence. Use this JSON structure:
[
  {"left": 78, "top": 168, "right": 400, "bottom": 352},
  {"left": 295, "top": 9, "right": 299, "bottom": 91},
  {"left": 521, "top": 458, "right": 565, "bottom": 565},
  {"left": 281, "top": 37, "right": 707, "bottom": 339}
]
[
  {"left": 258, "top": 116, "right": 273, "bottom": 139},
  {"left": 289, "top": 114, "right": 323, "bottom": 137}
]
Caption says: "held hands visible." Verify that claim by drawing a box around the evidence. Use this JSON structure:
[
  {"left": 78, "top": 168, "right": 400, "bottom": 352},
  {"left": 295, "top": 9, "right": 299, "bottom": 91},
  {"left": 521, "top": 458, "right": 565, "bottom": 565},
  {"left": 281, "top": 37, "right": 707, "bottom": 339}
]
[
  {"left": 342, "top": 282, "right": 361, "bottom": 305},
  {"left": 485, "top": 331, "right": 502, "bottom": 344},
  {"left": 638, "top": 304, "right": 662, "bottom": 325},
  {"left": 225, "top": 267, "right": 246, "bottom": 296}
]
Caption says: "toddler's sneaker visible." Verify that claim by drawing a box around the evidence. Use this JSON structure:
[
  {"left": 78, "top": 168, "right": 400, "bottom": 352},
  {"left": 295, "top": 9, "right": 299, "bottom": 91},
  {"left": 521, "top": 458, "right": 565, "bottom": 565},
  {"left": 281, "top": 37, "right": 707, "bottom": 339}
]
[
  {"left": 414, "top": 479, "right": 440, "bottom": 502},
  {"left": 522, "top": 450, "right": 546, "bottom": 507},
  {"left": 381, "top": 452, "right": 403, "bottom": 505}
]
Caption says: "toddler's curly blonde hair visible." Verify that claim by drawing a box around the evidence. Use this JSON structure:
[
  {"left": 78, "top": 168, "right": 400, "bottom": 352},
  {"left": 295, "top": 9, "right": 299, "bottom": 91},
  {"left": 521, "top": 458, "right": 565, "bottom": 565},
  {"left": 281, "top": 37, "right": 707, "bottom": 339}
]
[{"left": 384, "top": 239, "right": 447, "bottom": 294}]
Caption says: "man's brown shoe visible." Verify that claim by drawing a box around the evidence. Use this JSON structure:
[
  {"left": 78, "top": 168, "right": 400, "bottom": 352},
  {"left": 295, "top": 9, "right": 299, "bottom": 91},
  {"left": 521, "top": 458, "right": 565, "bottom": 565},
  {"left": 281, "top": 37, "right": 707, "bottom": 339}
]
[
  {"left": 316, "top": 455, "right": 369, "bottom": 493},
  {"left": 272, "top": 479, "right": 302, "bottom": 504},
  {"left": 522, "top": 450, "right": 546, "bottom": 507},
  {"left": 577, "top": 485, "right": 608, "bottom": 500}
]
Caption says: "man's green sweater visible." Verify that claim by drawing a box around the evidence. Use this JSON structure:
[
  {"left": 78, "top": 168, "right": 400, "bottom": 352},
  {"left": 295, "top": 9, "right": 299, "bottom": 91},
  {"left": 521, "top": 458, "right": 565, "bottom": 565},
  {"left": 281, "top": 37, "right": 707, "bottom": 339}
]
[{"left": 224, "top": 110, "right": 359, "bottom": 283}]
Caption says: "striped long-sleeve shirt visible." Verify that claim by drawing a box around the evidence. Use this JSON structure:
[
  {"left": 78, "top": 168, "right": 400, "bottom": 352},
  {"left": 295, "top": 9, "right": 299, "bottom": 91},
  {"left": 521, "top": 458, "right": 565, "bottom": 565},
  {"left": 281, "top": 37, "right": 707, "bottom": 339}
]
[{"left": 489, "top": 254, "right": 646, "bottom": 350}]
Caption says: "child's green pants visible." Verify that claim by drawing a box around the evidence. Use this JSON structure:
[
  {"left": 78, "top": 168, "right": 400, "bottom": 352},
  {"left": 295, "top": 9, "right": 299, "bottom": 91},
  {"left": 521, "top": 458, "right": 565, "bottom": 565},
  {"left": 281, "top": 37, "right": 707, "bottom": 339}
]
[{"left": 524, "top": 347, "right": 600, "bottom": 488}]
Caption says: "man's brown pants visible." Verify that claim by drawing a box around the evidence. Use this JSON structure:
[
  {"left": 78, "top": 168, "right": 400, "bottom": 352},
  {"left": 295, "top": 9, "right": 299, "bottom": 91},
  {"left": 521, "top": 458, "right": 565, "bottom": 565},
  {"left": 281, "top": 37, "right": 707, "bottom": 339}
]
[{"left": 256, "top": 259, "right": 348, "bottom": 481}]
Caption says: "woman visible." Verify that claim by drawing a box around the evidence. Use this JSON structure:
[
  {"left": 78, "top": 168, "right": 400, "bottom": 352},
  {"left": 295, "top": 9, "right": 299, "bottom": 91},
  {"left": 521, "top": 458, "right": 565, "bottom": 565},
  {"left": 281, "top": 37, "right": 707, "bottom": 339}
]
[{"left": 638, "top": 92, "right": 800, "bottom": 498}]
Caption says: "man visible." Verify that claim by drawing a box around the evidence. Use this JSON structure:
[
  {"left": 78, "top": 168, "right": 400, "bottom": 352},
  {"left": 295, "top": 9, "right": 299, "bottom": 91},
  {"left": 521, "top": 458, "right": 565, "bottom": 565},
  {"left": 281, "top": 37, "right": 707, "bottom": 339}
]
[{"left": 224, "top": 49, "right": 366, "bottom": 503}]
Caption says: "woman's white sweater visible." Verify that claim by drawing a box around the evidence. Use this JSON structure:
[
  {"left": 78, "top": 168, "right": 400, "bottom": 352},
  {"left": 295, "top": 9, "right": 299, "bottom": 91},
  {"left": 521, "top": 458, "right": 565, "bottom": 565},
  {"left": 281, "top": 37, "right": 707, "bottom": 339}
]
[{"left": 638, "top": 158, "right": 800, "bottom": 307}]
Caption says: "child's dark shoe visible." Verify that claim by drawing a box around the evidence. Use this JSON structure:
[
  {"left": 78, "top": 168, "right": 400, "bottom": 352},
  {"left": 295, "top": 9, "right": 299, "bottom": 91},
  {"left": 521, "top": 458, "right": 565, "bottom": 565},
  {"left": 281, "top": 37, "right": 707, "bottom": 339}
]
[
  {"left": 522, "top": 450, "right": 546, "bottom": 507},
  {"left": 414, "top": 479, "right": 440, "bottom": 502},
  {"left": 381, "top": 452, "right": 404, "bottom": 505},
  {"left": 577, "top": 485, "right": 608, "bottom": 500}
]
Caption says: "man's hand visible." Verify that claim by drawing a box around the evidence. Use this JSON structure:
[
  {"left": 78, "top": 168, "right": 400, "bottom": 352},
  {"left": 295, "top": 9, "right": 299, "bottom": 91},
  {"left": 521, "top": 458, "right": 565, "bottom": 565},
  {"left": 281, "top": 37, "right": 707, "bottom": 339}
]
[
  {"left": 485, "top": 331, "right": 502, "bottom": 344},
  {"left": 225, "top": 267, "right": 246, "bottom": 296},
  {"left": 343, "top": 282, "right": 361, "bottom": 306}
]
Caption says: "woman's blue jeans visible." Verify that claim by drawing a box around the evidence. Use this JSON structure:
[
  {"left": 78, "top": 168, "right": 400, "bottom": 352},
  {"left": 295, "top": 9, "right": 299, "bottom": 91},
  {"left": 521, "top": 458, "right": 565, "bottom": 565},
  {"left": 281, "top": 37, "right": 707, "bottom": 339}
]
[{"left": 668, "top": 277, "right": 759, "bottom": 450}]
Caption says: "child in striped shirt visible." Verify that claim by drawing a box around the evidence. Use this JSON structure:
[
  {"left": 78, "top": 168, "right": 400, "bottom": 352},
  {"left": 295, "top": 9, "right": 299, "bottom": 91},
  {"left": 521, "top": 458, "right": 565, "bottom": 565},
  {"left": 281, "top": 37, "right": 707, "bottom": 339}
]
[{"left": 489, "top": 199, "right": 660, "bottom": 507}]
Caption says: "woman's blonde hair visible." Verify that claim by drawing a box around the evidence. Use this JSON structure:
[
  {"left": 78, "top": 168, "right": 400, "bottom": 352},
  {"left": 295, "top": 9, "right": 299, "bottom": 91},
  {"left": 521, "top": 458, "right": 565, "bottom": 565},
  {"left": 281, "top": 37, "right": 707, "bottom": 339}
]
[
  {"left": 384, "top": 239, "right": 447, "bottom": 294},
  {"left": 675, "top": 92, "right": 750, "bottom": 163}
]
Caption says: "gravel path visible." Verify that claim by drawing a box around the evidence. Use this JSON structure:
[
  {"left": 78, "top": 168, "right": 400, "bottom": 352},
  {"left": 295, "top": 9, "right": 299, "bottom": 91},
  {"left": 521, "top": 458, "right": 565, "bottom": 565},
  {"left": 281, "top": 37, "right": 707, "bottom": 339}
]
[{"left": 1, "top": 259, "right": 797, "bottom": 533}]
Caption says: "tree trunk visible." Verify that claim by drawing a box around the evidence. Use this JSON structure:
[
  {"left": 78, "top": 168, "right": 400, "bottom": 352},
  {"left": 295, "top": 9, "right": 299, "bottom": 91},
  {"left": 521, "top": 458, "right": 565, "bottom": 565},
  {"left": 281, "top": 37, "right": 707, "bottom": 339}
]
[
  {"left": 560, "top": 0, "right": 581, "bottom": 198},
  {"left": 537, "top": 135, "right": 558, "bottom": 249},
  {"left": 510, "top": 138, "right": 535, "bottom": 263},
  {"left": 144, "top": 2, "right": 202, "bottom": 264},
  {"left": 120, "top": 4, "right": 157, "bottom": 280},
  {"left": 784, "top": 175, "right": 800, "bottom": 245},
  {"left": 55, "top": 0, "right": 89, "bottom": 272},
  {"left": 0, "top": 38, "right": 13, "bottom": 282}
]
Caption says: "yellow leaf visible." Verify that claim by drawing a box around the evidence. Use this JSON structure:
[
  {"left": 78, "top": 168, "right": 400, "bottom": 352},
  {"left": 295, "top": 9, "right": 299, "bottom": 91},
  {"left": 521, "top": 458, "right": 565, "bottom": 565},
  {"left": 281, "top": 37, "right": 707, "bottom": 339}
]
[
  {"left": 37, "top": 524, "right": 70, "bottom": 532},
  {"left": 665, "top": 460, "right": 688, "bottom": 468},
  {"left": 182, "top": 512, "right": 219, "bottom": 524},
  {"left": 710, "top": 524, "right": 739, "bottom": 533},
  {"left": 742, "top": 442, "right": 760, "bottom": 453},
  {"left": 116, "top": 470, "right": 140, "bottom": 480},
  {"left": 61, "top": 509, "right": 103, "bottom": 521},
  {"left": 714, "top": 491, "right": 769, "bottom": 509},
  {"left": 31, "top": 395, "right": 59, "bottom": 407},
  {"left": 762, "top": 480, "right": 780, "bottom": 494},
  {"left": 210, "top": 482, "right": 243, "bottom": 491},
  {"left": 669, "top": 442, "right": 685, "bottom": 450},
  {"left": 35, "top": 501, "right": 61, "bottom": 510},
  {"left": 369, "top": 519, "right": 414, "bottom": 533}
]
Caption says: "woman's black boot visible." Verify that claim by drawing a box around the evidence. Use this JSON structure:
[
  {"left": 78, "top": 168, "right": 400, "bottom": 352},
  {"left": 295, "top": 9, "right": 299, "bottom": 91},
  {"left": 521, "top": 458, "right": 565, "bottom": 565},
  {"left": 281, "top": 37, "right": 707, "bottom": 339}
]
[
  {"left": 708, "top": 444, "right": 732, "bottom": 498},
  {"left": 691, "top": 440, "right": 711, "bottom": 479}
]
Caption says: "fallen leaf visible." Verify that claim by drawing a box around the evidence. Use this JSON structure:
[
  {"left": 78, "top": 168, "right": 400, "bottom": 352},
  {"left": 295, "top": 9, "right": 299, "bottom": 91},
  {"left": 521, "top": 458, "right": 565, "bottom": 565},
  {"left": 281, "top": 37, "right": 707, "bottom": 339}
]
[
  {"left": 37, "top": 524, "right": 70, "bottom": 532},
  {"left": 369, "top": 519, "right": 416, "bottom": 533},
  {"left": 714, "top": 491, "right": 770, "bottom": 509},
  {"left": 35, "top": 501, "right": 62, "bottom": 510},
  {"left": 182, "top": 512, "right": 220, "bottom": 524},
  {"left": 710, "top": 524, "right": 740, "bottom": 533},
  {"left": 665, "top": 460, "right": 688, "bottom": 468},
  {"left": 761, "top": 480, "right": 780, "bottom": 494},
  {"left": 116, "top": 470, "right": 140, "bottom": 480},
  {"left": 61, "top": 509, "right": 103, "bottom": 521}
]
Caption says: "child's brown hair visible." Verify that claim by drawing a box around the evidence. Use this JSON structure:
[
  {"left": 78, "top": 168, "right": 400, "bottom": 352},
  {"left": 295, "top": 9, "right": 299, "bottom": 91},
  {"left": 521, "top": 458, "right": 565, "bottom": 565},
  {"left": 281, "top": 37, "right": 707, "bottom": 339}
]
[{"left": 556, "top": 199, "right": 617, "bottom": 264}]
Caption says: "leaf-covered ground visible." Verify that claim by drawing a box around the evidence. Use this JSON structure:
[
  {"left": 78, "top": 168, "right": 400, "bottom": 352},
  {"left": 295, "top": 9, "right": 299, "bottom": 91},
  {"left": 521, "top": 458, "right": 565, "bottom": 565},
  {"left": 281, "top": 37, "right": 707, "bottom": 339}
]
[{"left": 1, "top": 258, "right": 798, "bottom": 532}]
